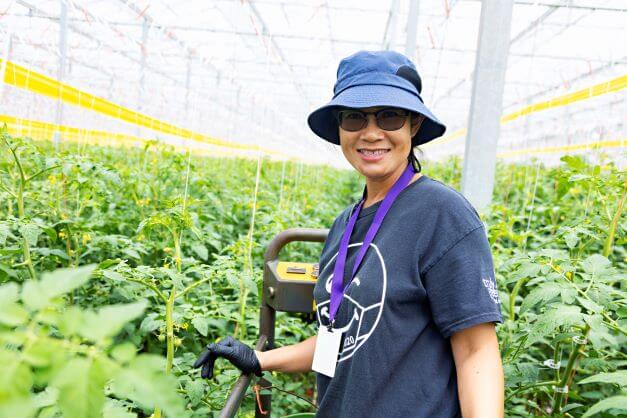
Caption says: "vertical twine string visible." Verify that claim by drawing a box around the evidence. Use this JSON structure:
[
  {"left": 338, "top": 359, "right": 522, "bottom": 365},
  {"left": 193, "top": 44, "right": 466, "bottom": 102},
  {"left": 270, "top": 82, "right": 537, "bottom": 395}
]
[
  {"left": 523, "top": 161, "right": 541, "bottom": 251},
  {"left": 278, "top": 159, "right": 286, "bottom": 211},
  {"left": 247, "top": 151, "right": 263, "bottom": 274}
]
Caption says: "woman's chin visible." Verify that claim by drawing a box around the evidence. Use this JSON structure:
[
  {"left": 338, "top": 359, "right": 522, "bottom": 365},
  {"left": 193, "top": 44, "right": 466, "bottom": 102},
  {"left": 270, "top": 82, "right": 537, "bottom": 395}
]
[{"left": 357, "top": 164, "right": 390, "bottom": 180}]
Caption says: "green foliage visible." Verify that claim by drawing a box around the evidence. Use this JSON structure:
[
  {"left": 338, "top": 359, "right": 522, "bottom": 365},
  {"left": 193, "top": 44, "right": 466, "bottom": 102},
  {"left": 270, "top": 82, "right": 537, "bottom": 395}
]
[
  {"left": 1, "top": 133, "right": 625, "bottom": 417},
  {"left": 0, "top": 263, "right": 186, "bottom": 418}
]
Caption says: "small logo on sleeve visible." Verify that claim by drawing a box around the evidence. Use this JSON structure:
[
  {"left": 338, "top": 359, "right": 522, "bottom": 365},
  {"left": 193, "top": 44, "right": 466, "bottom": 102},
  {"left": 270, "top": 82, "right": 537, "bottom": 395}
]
[{"left": 482, "top": 276, "right": 501, "bottom": 304}]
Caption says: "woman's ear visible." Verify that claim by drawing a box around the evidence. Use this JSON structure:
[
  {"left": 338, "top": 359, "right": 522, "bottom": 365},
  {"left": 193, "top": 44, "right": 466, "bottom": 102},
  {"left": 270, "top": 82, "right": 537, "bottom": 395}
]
[{"left": 410, "top": 114, "right": 425, "bottom": 137}]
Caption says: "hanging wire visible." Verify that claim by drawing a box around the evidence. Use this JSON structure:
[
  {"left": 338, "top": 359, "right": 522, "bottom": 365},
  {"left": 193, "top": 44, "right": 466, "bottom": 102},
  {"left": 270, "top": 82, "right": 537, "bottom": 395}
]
[
  {"left": 246, "top": 151, "right": 263, "bottom": 274},
  {"left": 278, "top": 159, "right": 286, "bottom": 211},
  {"left": 522, "top": 160, "right": 541, "bottom": 251}
]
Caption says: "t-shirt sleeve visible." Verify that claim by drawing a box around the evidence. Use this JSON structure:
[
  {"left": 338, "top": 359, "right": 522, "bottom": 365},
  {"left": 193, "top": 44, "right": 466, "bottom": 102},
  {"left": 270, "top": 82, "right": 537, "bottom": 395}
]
[{"left": 421, "top": 225, "right": 504, "bottom": 338}]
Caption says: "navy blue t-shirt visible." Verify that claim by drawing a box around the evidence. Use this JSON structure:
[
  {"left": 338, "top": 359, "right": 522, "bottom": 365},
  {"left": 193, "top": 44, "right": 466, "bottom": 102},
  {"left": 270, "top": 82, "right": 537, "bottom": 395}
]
[{"left": 313, "top": 175, "right": 503, "bottom": 417}]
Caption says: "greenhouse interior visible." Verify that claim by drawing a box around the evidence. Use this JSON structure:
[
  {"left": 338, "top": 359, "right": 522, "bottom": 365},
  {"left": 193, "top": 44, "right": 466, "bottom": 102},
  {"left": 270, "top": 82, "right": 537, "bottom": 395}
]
[{"left": 0, "top": 0, "right": 625, "bottom": 417}]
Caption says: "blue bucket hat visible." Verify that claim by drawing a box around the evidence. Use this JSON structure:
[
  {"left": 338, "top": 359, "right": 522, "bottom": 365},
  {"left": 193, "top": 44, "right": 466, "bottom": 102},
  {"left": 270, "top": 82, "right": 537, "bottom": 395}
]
[{"left": 307, "top": 50, "right": 446, "bottom": 146}]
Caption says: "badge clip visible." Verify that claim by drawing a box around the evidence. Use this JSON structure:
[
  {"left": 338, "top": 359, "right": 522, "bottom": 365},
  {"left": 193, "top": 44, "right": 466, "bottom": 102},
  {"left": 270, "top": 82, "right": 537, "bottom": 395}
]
[{"left": 327, "top": 320, "right": 335, "bottom": 332}]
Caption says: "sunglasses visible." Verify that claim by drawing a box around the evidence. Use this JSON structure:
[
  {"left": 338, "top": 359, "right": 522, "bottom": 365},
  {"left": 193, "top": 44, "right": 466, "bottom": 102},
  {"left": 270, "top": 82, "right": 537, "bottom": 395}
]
[{"left": 336, "top": 107, "right": 410, "bottom": 132}]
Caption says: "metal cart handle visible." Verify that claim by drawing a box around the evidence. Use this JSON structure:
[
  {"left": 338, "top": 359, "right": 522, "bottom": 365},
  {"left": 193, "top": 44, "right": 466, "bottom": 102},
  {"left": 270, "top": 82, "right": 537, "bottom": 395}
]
[{"left": 219, "top": 228, "right": 329, "bottom": 418}]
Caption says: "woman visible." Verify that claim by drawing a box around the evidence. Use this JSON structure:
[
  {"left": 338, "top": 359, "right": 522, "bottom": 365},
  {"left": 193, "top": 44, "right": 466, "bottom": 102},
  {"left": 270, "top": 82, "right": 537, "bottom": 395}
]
[{"left": 195, "top": 50, "right": 504, "bottom": 417}]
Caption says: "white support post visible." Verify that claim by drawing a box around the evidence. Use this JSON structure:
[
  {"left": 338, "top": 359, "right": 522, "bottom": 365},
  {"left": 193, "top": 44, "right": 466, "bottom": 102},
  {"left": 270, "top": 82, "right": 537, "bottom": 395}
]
[
  {"left": 460, "top": 0, "right": 514, "bottom": 211},
  {"left": 405, "top": 0, "right": 420, "bottom": 60},
  {"left": 383, "top": 0, "right": 400, "bottom": 50},
  {"left": 54, "top": 0, "right": 68, "bottom": 147}
]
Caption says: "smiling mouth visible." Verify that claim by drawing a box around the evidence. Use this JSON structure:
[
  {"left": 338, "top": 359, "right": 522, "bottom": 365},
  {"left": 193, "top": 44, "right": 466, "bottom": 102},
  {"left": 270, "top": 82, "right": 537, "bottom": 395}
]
[{"left": 358, "top": 149, "right": 390, "bottom": 156}]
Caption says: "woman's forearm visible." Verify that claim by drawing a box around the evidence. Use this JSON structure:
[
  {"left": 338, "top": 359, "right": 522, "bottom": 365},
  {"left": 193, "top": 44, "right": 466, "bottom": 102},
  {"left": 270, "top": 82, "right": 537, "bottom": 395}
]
[
  {"left": 255, "top": 335, "right": 317, "bottom": 373},
  {"left": 451, "top": 323, "right": 504, "bottom": 418},
  {"left": 455, "top": 344, "right": 504, "bottom": 418}
]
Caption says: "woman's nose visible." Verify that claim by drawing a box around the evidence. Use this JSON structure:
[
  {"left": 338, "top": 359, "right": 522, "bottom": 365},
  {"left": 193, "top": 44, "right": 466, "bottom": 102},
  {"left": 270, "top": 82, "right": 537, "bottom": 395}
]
[{"left": 360, "top": 114, "right": 383, "bottom": 139}]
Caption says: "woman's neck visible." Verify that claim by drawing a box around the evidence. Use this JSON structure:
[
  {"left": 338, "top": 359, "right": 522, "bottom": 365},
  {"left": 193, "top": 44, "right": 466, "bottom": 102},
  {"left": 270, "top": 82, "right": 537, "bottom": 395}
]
[{"left": 363, "top": 165, "right": 421, "bottom": 208}]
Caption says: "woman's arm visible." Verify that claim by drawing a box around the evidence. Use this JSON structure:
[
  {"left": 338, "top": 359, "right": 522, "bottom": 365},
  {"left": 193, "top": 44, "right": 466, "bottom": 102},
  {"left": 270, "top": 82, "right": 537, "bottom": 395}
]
[
  {"left": 255, "top": 335, "right": 317, "bottom": 373},
  {"left": 450, "top": 322, "right": 504, "bottom": 418}
]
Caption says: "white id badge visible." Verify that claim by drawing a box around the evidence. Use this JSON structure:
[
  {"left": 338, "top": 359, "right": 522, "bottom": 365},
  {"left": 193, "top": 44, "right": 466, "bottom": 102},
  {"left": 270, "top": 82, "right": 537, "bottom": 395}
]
[{"left": 312, "top": 326, "right": 342, "bottom": 378}]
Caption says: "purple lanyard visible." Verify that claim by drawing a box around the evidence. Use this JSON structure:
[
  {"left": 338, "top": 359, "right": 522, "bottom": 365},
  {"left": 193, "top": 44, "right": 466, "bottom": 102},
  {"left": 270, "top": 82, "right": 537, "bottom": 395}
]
[{"left": 328, "top": 163, "right": 415, "bottom": 329}]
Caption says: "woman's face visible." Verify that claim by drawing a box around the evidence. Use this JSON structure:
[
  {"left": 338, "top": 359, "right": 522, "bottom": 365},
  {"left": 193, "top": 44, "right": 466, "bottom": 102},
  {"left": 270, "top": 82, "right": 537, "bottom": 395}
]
[{"left": 338, "top": 106, "right": 424, "bottom": 181}]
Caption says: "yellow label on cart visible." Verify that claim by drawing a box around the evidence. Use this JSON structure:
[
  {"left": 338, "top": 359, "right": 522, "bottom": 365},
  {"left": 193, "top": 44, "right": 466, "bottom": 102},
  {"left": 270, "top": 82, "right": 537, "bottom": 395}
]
[{"left": 276, "top": 262, "right": 317, "bottom": 282}]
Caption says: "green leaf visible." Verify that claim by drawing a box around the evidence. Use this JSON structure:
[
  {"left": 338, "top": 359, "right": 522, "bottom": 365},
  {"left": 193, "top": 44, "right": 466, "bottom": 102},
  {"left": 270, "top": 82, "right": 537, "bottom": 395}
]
[
  {"left": 520, "top": 282, "right": 562, "bottom": 314},
  {"left": 103, "top": 398, "right": 137, "bottom": 418},
  {"left": 21, "top": 265, "right": 96, "bottom": 310},
  {"left": 191, "top": 316, "right": 209, "bottom": 337},
  {"left": 582, "top": 395, "right": 627, "bottom": 418},
  {"left": 0, "top": 282, "right": 28, "bottom": 326},
  {"left": 191, "top": 243, "right": 208, "bottom": 261},
  {"left": 0, "top": 396, "right": 37, "bottom": 418},
  {"left": 579, "top": 370, "right": 627, "bottom": 387},
  {"left": 568, "top": 173, "right": 591, "bottom": 182},
  {"left": 564, "top": 230, "right": 579, "bottom": 249},
  {"left": 101, "top": 270, "right": 125, "bottom": 282},
  {"left": 581, "top": 254, "right": 611, "bottom": 276},
  {"left": 22, "top": 340, "right": 57, "bottom": 367},
  {"left": 0, "top": 348, "right": 33, "bottom": 398},
  {"left": 561, "top": 155, "right": 586, "bottom": 171},
  {"left": 52, "top": 357, "right": 108, "bottom": 418},
  {"left": 528, "top": 304, "right": 582, "bottom": 343},
  {"left": 19, "top": 223, "right": 41, "bottom": 246},
  {"left": 111, "top": 355, "right": 189, "bottom": 418},
  {"left": 58, "top": 306, "right": 85, "bottom": 336},
  {"left": 577, "top": 296, "right": 603, "bottom": 314},
  {"left": 0, "top": 282, "right": 19, "bottom": 303},
  {"left": 185, "top": 379, "right": 205, "bottom": 406},
  {"left": 110, "top": 343, "right": 137, "bottom": 364},
  {"left": 0, "top": 302, "right": 29, "bottom": 326},
  {"left": 0, "top": 222, "right": 10, "bottom": 245},
  {"left": 80, "top": 300, "right": 147, "bottom": 343},
  {"left": 139, "top": 314, "right": 163, "bottom": 333}
]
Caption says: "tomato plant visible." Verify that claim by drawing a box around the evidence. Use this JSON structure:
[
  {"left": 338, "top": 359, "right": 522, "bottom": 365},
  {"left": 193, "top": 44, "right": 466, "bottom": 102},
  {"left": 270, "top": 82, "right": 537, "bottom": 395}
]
[{"left": 1, "top": 128, "right": 624, "bottom": 417}]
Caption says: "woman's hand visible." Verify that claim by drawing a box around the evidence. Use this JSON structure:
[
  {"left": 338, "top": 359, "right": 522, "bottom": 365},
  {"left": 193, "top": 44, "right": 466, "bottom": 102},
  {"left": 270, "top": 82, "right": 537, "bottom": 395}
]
[{"left": 194, "top": 336, "right": 262, "bottom": 378}]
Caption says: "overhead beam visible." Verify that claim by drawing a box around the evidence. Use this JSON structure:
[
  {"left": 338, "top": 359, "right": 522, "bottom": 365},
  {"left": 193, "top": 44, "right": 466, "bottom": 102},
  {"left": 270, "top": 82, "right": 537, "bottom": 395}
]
[
  {"left": 245, "top": 0, "right": 311, "bottom": 106},
  {"left": 433, "top": 1, "right": 558, "bottom": 106},
  {"left": 464, "top": 0, "right": 627, "bottom": 12},
  {"left": 14, "top": 0, "right": 181, "bottom": 85}
]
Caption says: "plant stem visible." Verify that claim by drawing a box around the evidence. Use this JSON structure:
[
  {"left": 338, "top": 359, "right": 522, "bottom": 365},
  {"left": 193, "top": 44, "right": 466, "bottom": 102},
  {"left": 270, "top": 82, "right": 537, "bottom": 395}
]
[
  {"left": 165, "top": 289, "right": 175, "bottom": 374},
  {"left": 8, "top": 141, "right": 37, "bottom": 280},
  {"left": 509, "top": 277, "right": 528, "bottom": 322},
  {"left": 602, "top": 180, "right": 625, "bottom": 257},
  {"left": 551, "top": 326, "right": 590, "bottom": 415},
  {"left": 172, "top": 230, "right": 182, "bottom": 273},
  {"left": 179, "top": 275, "right": 212, "bottom": 299},
  {"left": 506, "top": 380, "right": 559, "bottom": 402}
]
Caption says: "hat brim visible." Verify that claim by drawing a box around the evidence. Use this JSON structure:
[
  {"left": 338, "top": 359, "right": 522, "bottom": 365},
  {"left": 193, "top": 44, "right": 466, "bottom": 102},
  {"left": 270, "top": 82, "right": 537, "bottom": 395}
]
[{"left": 307, "top": 84, "right": 446, "bottom": 146}]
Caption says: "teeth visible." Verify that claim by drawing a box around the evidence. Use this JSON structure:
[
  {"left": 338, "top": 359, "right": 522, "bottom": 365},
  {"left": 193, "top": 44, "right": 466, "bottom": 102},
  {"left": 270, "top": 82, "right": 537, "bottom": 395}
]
[{"left": 360, "top": 149, "right": 388, "bottom": 156}]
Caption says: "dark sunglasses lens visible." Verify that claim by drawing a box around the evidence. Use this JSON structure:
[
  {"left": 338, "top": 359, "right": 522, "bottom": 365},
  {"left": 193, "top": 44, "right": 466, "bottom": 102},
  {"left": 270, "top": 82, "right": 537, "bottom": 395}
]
[
  {"left": 340, "top": 111, "right": 366, "bottom": 131},
  {"left": 377, "top": 109, "right": 407, "bottom": 130}
]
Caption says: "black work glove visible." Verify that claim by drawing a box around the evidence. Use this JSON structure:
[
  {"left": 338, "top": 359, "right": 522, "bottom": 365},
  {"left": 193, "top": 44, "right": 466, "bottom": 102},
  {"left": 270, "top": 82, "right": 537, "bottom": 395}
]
[{"left": 193, "top": 336, "right": 262, "bottom": 379}]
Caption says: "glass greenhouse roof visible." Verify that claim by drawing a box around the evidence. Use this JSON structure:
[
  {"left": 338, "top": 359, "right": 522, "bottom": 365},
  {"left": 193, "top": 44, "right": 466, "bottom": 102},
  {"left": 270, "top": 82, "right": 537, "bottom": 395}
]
[{"left": 1, "top": 0, "right": 625, "bottom": 167}]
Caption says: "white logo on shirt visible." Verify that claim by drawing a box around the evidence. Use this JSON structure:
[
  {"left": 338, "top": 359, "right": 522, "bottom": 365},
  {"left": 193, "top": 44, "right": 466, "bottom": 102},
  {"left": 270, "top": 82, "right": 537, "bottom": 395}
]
[
  {"left": 482, "top": 276, "right": 500, "bottom": 304},
  {"left": 316, "top": 242, "right": 387, "bottom": 362}
]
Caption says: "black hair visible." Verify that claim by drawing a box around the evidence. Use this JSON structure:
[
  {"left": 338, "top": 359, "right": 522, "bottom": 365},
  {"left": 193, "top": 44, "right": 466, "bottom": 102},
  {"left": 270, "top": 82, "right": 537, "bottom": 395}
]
[
  {"left": 408, "top": 112, "right": 423, "bottom": 173},
  {"left": 408, "top": 147, "right": 422, "bottom": 173}
]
